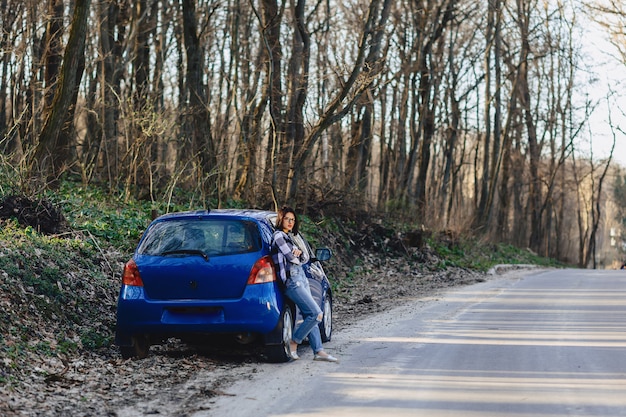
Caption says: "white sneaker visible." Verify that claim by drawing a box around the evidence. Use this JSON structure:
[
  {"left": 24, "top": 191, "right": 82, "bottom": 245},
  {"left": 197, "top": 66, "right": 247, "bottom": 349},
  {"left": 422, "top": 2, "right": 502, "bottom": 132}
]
[{"left": 314, "top": 353, "right": 338, "bottom": 362}]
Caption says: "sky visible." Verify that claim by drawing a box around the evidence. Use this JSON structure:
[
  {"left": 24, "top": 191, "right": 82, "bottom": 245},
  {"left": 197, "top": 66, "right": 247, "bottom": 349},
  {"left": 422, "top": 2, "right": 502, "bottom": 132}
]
[{"left": 580, "top": 14, "right": 626, "bottom": 168}]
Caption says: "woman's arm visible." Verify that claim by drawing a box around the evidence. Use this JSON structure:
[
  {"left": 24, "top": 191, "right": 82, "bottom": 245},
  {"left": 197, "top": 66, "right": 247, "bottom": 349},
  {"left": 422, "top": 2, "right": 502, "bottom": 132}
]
[{"left": 273, "top": 231, "right": 301, "bottom": 264}]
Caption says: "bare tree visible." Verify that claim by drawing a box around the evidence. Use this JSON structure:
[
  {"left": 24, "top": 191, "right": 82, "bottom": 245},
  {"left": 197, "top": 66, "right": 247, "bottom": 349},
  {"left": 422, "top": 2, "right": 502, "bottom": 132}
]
[
  {"left": 255, "top": 0, "right": 285, "bottom": 202},
  {"left": 474, "top": 0, "right": 499, "bottom": 231},
  {"left": 180, "top": 0, "right": 216, "bottom": 200},
  {"left": 43, "top": 0, "right": 64, "bottom": 108},
  {"left": 585, "top": 95, "right": 617, "bottom": 267},
  {"left": 0, "top": 0, "right": 20, "bottom": 154},
  {"left": 231, "top": 1, "right": 268, "bottom": 203},
  {"left": 586, "top": 0, "right": 626, "bottom": 65},
  {"left": 33, "top": 0, "right": 91, "bottom": 184},
  {"left": 345, "top": 0, "right": 392, "bottom": 196}
]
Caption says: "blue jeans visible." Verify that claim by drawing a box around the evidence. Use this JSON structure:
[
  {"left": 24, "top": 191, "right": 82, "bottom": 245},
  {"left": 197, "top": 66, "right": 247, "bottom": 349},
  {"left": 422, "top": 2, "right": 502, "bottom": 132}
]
[{"left": 284, "top": 264, "right": 323, "bottom": 353}]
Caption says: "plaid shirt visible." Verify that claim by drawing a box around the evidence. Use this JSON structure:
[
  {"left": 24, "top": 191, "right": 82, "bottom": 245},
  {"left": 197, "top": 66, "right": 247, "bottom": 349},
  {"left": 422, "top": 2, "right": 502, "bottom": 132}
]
[{"left": 272, "top": 230, "right": 302, "bottom": 284}]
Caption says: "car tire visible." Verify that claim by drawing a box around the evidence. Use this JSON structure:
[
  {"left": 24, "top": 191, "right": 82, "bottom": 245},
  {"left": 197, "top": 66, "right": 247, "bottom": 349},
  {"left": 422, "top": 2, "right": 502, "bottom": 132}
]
[
  {"left": 264, "top": 306, "right": 294, "bottom": 363},
  {"left": 319, "top": 293, "right": 332, "bottom": 342},
  {"left": 120, "top": 334, "right": 150, "bottom": 359}
]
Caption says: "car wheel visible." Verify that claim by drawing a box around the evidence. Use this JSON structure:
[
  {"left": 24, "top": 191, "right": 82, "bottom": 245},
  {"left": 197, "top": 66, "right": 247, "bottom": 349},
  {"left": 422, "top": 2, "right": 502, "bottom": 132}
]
[
  {"left": 264, "top": 306, "right": 294, "bottom": 363},
  {"left": 120, "top": 334, "right": 150, "bottom": 359},
  {"left": 319, "top": 293, "right": 332, "bottom": 342}
]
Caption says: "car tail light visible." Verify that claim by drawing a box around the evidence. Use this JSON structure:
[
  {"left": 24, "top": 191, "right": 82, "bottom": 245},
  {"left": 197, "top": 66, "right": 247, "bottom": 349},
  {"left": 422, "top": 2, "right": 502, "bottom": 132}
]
[
  {"left": 122, "top": 259, "right": 144, "bottom": 286},
  {"left": 247, "top": 256, "right": 276, "bottom": 285}
]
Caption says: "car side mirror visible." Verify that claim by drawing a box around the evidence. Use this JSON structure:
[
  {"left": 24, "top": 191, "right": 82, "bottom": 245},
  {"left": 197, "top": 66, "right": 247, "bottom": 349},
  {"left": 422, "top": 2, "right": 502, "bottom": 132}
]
[{"left": 314, "top": 248, "right": 332, "bottom": 262}]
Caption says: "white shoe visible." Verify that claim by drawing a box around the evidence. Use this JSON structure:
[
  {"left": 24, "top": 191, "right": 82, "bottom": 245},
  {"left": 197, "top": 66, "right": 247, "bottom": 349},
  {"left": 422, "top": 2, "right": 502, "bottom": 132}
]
[{"left": 314, "top": 353, "right": 338, "bottom": 362}]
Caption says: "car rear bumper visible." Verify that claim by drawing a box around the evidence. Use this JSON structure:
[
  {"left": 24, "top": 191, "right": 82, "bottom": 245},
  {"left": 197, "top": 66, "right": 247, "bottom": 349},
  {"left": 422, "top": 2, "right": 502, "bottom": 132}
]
[{"left": 115, "top": 283, "right": 284, "bottom": 346}]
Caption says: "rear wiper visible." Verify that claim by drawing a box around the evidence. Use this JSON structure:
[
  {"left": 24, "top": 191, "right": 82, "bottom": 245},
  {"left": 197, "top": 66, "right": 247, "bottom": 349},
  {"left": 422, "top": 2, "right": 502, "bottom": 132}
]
[{"left": 161, "top": 249, "right": 209, "bottom": 261}]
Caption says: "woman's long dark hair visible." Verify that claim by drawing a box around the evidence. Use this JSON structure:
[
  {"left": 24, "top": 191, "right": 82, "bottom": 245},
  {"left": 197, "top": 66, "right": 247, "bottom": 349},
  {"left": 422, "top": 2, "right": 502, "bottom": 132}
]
[{"left": 276, "top": 206, "right": 299, "bottom": 235}]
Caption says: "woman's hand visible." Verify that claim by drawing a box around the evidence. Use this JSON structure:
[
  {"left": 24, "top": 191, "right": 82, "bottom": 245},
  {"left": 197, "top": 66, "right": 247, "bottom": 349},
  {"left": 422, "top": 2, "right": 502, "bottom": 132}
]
[{"left": 293, "top": 248, "right": 302, "bottom": 257}]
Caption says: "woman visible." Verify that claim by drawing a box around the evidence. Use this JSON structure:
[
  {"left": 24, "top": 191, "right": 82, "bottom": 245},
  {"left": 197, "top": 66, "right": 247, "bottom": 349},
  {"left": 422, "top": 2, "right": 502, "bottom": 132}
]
[{"left": 272, "top": 206, "right": 338, "bottom": 362}]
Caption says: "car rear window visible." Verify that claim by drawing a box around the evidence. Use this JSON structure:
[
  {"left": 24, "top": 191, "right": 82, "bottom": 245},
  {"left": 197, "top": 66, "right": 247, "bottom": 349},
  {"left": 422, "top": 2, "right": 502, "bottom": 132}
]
[{"left": 137, "top": 219, "right": 262, "bottom": 256}]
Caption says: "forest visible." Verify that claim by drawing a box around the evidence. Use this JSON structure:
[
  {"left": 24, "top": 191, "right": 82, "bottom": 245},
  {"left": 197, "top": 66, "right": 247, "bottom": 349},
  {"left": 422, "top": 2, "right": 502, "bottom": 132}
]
[{"left": 1, "top": 0, "right": 626, "bottom": 268}]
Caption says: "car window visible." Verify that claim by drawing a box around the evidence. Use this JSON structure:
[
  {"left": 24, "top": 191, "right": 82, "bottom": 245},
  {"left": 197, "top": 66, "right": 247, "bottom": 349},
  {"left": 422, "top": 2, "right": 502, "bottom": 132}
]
[{"left": 138, "top": 219, "right": 262, "bottom": 256}]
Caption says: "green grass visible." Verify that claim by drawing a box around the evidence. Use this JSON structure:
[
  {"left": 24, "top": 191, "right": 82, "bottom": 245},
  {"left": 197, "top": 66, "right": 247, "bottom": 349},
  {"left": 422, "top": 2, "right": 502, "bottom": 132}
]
[
  {"left": 0, "top": 213, "right": 120, "bottom": 368},
  {"left": 426, "top": 236, "right": 564, "bottom": 272}
]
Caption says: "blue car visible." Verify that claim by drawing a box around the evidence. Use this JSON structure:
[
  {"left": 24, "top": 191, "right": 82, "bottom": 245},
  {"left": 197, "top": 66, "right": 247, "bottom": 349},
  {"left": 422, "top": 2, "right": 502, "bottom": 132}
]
[{"left": 115, "top": 209, "right": 333, "bottom": 362}]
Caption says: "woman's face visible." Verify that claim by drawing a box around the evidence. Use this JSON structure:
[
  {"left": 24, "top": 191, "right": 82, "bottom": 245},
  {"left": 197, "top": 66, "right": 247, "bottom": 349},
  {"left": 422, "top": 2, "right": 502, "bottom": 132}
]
[{"left": 282, "top": 212, "right": 296, "bottom": 232}]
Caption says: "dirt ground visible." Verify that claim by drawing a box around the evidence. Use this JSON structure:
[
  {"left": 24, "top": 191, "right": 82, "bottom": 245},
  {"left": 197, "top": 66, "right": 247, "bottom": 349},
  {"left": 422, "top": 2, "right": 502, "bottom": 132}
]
[{"left": 0, "top": 256, "right": 533, "bottom": 417}]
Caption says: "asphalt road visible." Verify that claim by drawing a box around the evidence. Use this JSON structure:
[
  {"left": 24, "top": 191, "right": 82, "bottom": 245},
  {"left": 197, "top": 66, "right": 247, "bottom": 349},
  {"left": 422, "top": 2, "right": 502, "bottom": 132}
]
[{"left": 207, "top": 268, "right": 626, "bottom": 417}]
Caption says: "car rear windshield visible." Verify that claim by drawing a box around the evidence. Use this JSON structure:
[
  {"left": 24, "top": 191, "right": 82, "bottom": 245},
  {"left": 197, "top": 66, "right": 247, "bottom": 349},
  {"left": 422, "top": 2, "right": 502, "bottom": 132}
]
[{"left": 137, "top": 219, "right": 262, "bottom": 256}]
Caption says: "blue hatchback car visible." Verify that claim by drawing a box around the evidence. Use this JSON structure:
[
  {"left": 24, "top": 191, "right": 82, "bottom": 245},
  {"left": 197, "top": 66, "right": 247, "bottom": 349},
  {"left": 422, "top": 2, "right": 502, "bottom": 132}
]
[{"left": 115, "top": 209, "right": 333, "bottom": 362}]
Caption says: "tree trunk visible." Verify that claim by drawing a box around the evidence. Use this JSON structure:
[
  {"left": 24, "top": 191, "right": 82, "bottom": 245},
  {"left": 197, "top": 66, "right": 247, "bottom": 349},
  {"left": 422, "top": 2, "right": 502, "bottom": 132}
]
[
  {"left": 474, "top": 0, "right": 495, "bottom": 230},
  {"left": 181, "top": 0, "right": 215, "bottom": 197},
  {"left": 258, "top": 0, "right": 284, "bottom": 198},
  {"left": 43, "top": 0, "right": 64, "bottom": 108},
  {"left": 413, "top": 1, "right": 454, "bottom": 220},
  {"left": 33, "top": 0, "right": 91, "bottom": 184},
  {"left": 345, "top": 0, "right": 392, "bottom": 197},
  {"left": 0, "top": 0, "right": 17, "bottom": 150},
  {"left": 233, "top": 1, "right": 268, "bottom": 203},
  {"left": 285, "top": 0, "right": 390, "bottom": 204},
  {"left": 283, "top": 0, "right": 310, "bottom": 204}
]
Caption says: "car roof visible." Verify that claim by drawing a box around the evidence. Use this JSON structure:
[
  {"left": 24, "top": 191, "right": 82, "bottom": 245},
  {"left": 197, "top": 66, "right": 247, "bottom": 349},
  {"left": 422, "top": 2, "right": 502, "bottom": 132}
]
[{"left": 155, "top": 209, "right": 277, "bottom": 226}]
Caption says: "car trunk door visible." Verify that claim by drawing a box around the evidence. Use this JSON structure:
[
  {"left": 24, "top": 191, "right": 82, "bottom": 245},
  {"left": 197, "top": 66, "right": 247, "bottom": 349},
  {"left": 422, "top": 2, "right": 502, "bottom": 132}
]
[{"left": 137, "top": 253, "right": 259, "bottom": 300}]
